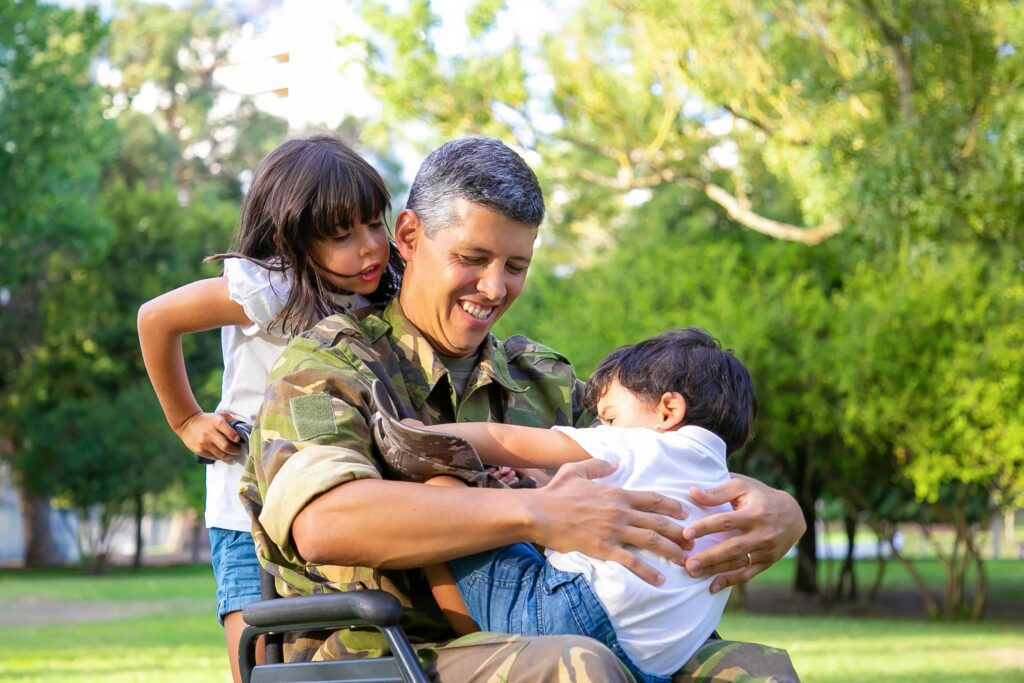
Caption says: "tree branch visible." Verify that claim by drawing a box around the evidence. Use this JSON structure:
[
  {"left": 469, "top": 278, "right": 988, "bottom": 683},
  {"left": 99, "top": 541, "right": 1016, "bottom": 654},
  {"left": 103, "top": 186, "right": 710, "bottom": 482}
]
[
  {"left": 559, "top": 166, "right": 842, "bottom": 245},
  {"left": 858, "top": 0, "right": 915, "bottom": 122},
  {"left": 719, "top": 102, "right": 809, "bottom": 146},
  {"left": 702, "top": 182, "right": 841, "bottom": 244}
]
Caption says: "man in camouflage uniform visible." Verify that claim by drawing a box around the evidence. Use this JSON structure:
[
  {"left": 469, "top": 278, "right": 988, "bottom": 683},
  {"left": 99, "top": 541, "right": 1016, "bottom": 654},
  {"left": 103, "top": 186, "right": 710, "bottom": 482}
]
[{"left": 241, "top": 137, "right": 800, "bottom": 682}]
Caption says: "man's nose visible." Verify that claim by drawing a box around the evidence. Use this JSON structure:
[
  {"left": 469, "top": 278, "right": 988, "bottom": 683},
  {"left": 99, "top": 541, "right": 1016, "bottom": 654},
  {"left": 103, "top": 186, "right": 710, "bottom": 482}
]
[{"left": 477, "top": 265, "right": 506, "bottom": 301}]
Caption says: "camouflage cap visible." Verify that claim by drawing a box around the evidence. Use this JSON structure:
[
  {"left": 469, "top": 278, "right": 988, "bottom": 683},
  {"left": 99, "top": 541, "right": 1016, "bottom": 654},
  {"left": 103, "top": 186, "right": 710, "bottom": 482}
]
[{"left": 370, "top": 379, "right": 507, "bottom": 489}]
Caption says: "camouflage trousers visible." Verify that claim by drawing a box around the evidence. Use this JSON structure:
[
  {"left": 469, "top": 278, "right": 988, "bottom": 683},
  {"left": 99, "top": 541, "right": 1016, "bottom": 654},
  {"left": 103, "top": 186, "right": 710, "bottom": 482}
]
[
  {"left": 312, "top": 631, "right": 798, "bottom": 682},
  {"left": 422, "top": 631, "right": 633, "bottom": 682},
  {"left": 423, "top": 633, "right": 798, "bottom": 683}
]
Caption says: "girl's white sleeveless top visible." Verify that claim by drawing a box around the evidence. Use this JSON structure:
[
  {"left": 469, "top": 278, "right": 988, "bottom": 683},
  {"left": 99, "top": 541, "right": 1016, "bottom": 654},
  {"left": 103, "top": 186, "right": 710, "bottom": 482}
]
[{"left": 206, "top": 258, "right": 365, "bottom": 531}]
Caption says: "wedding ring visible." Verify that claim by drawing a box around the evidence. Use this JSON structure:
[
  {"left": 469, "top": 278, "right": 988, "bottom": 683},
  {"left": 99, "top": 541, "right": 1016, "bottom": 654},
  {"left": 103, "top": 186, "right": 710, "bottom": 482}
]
[{"left": 745, "top": 552, "right": 753, "bottom": 567}]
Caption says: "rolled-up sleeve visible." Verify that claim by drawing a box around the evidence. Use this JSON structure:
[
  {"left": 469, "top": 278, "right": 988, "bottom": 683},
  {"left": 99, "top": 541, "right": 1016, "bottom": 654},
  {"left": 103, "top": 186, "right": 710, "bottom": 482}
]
[{"left": 260, "top": 443, "right": 381, "bottom": 552}]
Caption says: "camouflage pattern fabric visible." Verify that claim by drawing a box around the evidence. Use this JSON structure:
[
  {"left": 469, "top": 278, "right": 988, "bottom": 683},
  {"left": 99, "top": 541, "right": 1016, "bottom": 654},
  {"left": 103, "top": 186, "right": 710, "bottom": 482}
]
[
  {"left": 239, "top": 298, "right": 798, "bottom": 681},
  {"left": 425, "top": 632, "right": 634, "bottom": 682},
  {"left": 675, "top": 640, "right": 799, "bottom": 682},
  {"left": 370, "top": 378, "right": 506, "bottom": 488}
]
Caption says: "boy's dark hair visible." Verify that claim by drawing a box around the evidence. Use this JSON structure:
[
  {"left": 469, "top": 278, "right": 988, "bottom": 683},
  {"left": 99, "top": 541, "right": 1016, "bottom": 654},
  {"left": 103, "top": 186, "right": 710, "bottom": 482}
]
[
  {"left": 207, "top": 134, "right": 402, "bottom": 334},
  {"left": 584, "top": 327, "right": 757, "bottom": 454},
  {"left": 406, "top": 137, "right": 545, "bottom": 236}
]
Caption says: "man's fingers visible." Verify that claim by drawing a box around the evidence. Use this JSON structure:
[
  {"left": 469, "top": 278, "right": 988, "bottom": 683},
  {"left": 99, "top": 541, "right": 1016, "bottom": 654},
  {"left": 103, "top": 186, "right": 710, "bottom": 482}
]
[
  {"left": 605, "top": 547, "right": 665, "bottom": 586},
  {"left": 708, "top": 565, "right": 762, "bottom": 594},
  {"left": 688, "top": 479, "right": 744, "bottom": 508},
  {"left": 624, "top": 488, "right": 686, "bottom": 520},
  {"left": 682, "top": 508, "right": 750, "bottom": 541},
  {"left": 559, "top": 458, "right": 616, "bottom": 481},
  {"left": 619, "top": 518, "right": 688, "bottom": 565},
  {"left": 685, "top": 534, "right": 768, "bottom": 577}
]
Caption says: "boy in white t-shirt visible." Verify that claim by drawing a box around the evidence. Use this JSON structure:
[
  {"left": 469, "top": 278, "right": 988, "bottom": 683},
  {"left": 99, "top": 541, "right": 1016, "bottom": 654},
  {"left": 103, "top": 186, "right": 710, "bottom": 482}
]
[{"left": 383, "top": 327, "right": 756, "bottom": 683}]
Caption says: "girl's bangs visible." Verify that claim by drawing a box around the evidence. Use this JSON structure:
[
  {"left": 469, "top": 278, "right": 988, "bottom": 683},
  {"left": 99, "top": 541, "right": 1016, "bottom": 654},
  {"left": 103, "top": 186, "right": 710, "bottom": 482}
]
[{"left": 309, "top": 160, "right": 391, "bottom": 240}]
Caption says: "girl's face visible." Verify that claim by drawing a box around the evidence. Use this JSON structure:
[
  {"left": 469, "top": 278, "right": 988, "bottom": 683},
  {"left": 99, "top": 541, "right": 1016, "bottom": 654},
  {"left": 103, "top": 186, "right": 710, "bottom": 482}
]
[{"left": 312, "top": 216, "right": 390, "bottom": 295}]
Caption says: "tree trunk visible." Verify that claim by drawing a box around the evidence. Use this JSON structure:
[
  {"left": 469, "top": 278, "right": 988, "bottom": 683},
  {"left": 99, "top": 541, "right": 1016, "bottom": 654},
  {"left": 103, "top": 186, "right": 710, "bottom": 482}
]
[
  {"left": 19, "top": 488, "right": 65, "bottom": 567},
  {"left": 793, "top": 448, "right": 819, "bottom": 595},
  {"left": 133, "top": 493, "right": 144, "bottom": 569},
  {"left": 835, "top": 511, "right": 858, "bottom": 602},
  {"left": 868, "top": 550, "right": 887, "bottom": 601},
  {"left": 190, "top": 509, "right": 205, "bottom": 564}
]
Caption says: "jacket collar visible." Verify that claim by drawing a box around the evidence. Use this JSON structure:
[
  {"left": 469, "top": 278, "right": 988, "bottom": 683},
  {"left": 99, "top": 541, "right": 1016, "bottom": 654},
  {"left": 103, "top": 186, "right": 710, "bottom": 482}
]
[{"left": 366, "top": 300, "right": 526, "bottom": 411}]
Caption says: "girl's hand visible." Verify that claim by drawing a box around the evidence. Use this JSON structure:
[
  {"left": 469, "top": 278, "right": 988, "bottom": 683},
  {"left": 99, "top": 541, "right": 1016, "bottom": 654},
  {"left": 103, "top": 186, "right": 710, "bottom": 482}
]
[
  {"left": 175, "top": 411, "right": 242, "bottom": 462},
  {"left": 486, "top": 465, "right": 519, "bottom": 486}
]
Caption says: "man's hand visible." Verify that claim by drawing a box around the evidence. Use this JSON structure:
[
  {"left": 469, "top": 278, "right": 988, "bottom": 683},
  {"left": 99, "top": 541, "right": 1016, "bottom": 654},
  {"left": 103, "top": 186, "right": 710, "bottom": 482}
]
[
  {"left": 528, "top": 459, "right": 692, "bottom": 586},
  {"left": 175, "top": 411, "right": 241, "bottom": 462},
  {"left": 682, "top": 474, "right": 805, "bottom": 593}
]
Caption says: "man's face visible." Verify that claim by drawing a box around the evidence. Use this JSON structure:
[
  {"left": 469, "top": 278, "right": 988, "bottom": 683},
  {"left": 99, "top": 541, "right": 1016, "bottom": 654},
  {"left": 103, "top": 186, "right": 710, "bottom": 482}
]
[{"left": 396, "top": 198, "right": 537, "bottom": 357}]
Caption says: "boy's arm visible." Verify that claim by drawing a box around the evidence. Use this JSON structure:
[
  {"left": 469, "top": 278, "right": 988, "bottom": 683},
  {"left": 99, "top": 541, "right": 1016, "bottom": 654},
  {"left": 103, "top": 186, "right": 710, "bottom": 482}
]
[
  {"left": 137, "top": 277, "right": 251, "bottom": 460},
  {"left": 415, "top": 421, "right": 591, "bottom": 469}
]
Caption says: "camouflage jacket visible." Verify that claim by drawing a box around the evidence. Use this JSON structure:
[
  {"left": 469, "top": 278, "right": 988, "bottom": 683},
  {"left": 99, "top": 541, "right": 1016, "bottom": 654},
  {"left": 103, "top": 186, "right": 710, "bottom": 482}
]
[{"left": 239, "top": 299, "right": 587, "bottom": 661}]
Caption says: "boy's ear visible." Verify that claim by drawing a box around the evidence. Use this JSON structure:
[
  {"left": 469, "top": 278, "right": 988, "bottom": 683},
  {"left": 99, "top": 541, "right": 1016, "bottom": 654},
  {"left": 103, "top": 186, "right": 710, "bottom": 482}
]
[
  {"left": 394, "top": 209, "right": 422, "bottom": 261},
  {"left": 656, "top": 392, "right": 686, "bottom": 432}
]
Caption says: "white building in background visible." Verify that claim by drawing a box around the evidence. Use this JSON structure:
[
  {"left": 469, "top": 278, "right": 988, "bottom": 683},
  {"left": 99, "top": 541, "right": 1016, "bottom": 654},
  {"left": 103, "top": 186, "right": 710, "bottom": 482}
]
[{"left": 213, "top": 0, "right": 375, "bottom": 131}]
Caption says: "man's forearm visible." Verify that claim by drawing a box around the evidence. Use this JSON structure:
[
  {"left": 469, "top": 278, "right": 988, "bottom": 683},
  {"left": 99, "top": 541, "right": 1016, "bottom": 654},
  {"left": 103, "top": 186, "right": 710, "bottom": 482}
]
[{"left": 291, "top": 478, "right": 534, "bottom": 568}]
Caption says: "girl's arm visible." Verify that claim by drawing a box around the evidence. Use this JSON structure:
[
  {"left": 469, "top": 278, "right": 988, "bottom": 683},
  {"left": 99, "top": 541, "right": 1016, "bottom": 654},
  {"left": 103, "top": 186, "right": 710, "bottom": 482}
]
[
  {"left": 413, "top": 421, "right": 591, "bottom": 469},
  {"left": 137, "top": 277, "right": 252, "bottom": 461}
]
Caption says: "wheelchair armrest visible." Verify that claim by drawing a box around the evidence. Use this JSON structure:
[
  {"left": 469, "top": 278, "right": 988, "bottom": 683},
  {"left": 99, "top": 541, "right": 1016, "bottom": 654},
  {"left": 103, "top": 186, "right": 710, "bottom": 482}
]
[
  {"left": 239, "top": 590, "right": 430, "bottom": 683},
  {"left": 243, "top": 590, "right": 404, "bottom": 629}
]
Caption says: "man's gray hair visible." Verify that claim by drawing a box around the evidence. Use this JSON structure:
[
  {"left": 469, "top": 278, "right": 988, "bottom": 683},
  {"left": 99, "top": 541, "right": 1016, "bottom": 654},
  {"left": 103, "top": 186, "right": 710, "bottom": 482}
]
[{"left": 406, "top": 137, "right": 544, "bottom": 236}]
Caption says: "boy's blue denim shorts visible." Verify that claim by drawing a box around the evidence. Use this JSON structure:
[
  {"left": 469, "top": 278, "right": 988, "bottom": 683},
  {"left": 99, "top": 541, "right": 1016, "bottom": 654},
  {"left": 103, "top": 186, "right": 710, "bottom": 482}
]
[
  {"left": 209, "top": 527, "right": 262, "bottom": 625},
  {"left": 449, "top": 542, "right": 672, "bottom": 683}
]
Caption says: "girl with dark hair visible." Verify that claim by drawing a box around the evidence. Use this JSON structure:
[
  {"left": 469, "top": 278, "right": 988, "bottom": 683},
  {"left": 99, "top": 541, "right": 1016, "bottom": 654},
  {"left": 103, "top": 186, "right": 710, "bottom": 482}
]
[{"left": 137, "top": 134, "right": 401, "bottom": 683}]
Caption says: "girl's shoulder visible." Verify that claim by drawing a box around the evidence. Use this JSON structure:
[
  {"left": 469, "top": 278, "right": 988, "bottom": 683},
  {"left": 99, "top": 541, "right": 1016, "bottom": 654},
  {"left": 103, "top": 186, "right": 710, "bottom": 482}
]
[
  {"left": 223, "top": 256, "right": 290, "bottom": 291},
  {"left": 222, "top": 257, "right": 292, "bottom": 331}
]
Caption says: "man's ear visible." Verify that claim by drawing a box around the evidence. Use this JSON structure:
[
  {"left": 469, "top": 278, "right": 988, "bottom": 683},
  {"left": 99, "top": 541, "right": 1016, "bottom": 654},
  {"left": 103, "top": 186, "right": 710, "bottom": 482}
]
[
  {"left": 656, "top": 392, "right": 686, "bottom": 432},
  {"left": 394, "top": 209, "right": 422, "bottom": 261}
]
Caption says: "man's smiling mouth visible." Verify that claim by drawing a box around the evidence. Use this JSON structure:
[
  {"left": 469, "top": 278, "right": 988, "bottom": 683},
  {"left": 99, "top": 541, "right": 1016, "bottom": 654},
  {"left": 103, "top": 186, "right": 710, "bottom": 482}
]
[{"left": 460, "top": 301, "right": 496, "bottom": 321}]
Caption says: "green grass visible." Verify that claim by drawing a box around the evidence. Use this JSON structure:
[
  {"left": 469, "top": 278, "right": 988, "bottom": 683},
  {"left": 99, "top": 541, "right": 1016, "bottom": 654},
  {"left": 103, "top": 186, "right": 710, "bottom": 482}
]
[
  {"left": 0, "top": 612, "right": 226, "bottom": 682},
  {"left": 749, "top": 557, "right": 1024, "bottom": 601},
  {"left": 0, "top": 563, "right": 214, "bottom": 601},
  {"left": 719, "top": 612, "right": 1024, "bottom": 683},
  {"left": 0, "top": 565, "right": 227, "bottom": 682},
  {"left": 0, "top": 563, "right": 1021, "bottom": 682}
]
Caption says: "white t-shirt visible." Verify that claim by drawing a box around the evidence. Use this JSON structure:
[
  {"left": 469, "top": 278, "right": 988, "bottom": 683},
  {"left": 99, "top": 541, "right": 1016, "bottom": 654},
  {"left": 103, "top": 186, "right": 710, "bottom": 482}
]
[
  {"left": 547, "top": 424, "right": 734, "bottom": 677},
  {"left": 206, "top": 258, "right": 366, "bottom": 531}
]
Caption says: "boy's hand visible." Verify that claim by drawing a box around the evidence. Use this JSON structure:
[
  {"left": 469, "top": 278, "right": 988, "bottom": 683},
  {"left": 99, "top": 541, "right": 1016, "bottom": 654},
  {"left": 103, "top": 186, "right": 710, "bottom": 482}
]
[
  {"left": 682, "top": 474, "right": 805, "bottom": 592},
  {"left": 175, "top": 411, "right": 242, "bottom": 462},
  {"left": 400, "top": 417, "right": 427, "bottom": 429},
  {"left": 486, "top": 465, "right": 519, "bottom": 486}
]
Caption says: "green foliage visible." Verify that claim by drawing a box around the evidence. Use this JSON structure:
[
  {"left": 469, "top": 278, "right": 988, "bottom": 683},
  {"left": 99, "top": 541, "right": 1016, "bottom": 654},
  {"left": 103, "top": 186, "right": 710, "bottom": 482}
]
[
  {"left": 834, "top": 249, "right": 1024, "bottom": 507},
  {"left": 0, "top": 0, "right": 113, "bottom": 409},
  {"left": 0, "top": 0, "right": 276, "bottom": 563}
]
